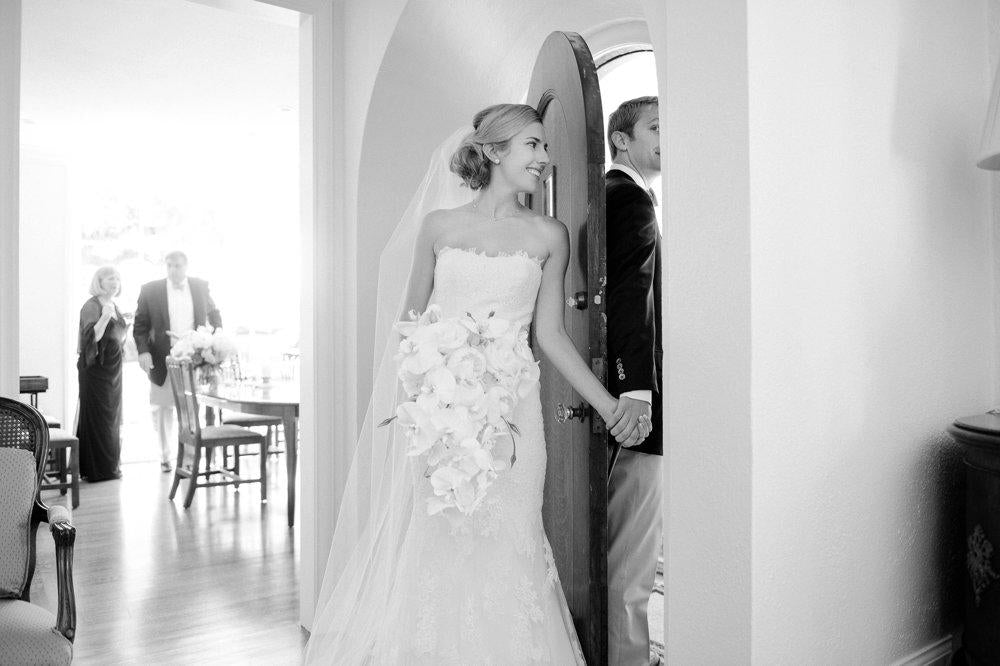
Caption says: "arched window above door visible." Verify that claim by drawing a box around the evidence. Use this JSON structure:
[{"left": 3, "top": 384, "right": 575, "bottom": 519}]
[{"left": 585, "top": 20, "right": 659, "bottom": 168}]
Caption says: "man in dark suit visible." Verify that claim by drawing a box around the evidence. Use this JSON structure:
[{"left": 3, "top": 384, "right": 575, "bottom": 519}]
[
  {"left": 605, "top": 96, "right": 663, "bottom": 666},
  {"left": 134, "top": 251, "right": 222, "bottom": 472}
]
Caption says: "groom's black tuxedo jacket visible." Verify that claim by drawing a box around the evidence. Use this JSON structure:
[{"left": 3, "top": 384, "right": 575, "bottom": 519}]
[
  {"left": 133, "top": 277, "right": 222, "bottom": 387},
  {"left": 606, "top": 168, "right": 662, "bottom": 456}
]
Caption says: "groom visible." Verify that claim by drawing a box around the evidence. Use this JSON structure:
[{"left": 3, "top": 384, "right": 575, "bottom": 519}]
[
  {"left": 605, "top": 96, "right": 663, "bottom": 666},
  {"left": 133, "top": 251, "right": 223, "bottom": 472}
]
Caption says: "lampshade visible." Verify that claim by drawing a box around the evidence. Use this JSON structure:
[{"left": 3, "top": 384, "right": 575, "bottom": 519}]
[{"left": 979, "top": 61, "right": 1000, "bottom": 170}]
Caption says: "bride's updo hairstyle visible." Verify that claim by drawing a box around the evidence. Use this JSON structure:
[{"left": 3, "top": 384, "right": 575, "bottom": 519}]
[{"left": 450, "top": 103, "right": 543, "bottom": 190}]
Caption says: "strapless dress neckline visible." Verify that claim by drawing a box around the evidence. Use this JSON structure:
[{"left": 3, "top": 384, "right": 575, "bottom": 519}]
[{"left": 438, "top": 245, "right": 546, "bottom": 267}]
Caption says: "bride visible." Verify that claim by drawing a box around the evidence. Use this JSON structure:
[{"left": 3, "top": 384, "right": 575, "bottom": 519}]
[{"left": 304, "top": 103, "right": 649, "bottom": 665}]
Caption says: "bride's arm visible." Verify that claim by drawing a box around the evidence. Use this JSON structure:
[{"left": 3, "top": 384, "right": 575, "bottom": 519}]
[
  {"left": 400, "top": 211, "right": 443, "bottom": 318},
  {"left": 533, "top": 220, "right": 620, "bottom": 428}
]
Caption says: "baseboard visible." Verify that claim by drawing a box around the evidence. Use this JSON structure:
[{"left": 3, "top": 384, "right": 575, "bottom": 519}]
[{"left": 891, "top": 635, "right": 955, "bottom": 666}]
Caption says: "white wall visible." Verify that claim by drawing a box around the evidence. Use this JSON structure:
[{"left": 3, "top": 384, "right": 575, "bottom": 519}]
[
  {"left": 662, "top": 0, "right": 754, "bottom": 661},
  {"left": 0, "top": 0, "right": 21, "bottom": 399},
  {"left": 748, "top": 1, "right": 993, "bottom": 662},
  {"left": 19, "top": 151, "right": 72, "bottom": 424}
]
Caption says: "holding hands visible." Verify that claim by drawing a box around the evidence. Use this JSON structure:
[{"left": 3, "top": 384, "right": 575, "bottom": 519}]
[{"left": 608, "top": 396, "right": 652, "bottom": 448}]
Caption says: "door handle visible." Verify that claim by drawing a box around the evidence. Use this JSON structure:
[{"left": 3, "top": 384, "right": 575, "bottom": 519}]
[
  {"left": 565, "top": 291, "right": 588, "bottom": 310},
  {"left": 555, "top": 402, "right": 588, "bottom": 423}
]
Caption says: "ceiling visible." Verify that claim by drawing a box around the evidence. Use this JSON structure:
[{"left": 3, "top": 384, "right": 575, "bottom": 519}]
[{"left": 20, "top": 0, "right": 299, "bottom": 160}]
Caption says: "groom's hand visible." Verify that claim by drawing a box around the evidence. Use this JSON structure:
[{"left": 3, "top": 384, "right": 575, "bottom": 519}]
[
  {"left": 610, "top": 396, "right": 652, "bottom": 447},
  {"left": 138, "top": 352, "right": 153, "bottom": 373}
]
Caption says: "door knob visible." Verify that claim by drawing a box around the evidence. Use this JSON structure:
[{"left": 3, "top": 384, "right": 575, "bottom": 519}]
[
  {"left": 555, "top": 402, "right": 588, "bottom": 423},
  {"left": 565, "top": 291, "right": 588, "bottom": 310}
]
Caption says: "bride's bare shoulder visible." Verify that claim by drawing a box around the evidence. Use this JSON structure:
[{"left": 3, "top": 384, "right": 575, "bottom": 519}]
[
  {"left": 422, "top": 206, "right": 473, "bottom": 231},
  {"left": 528, "top": 213, "right": 570, "bottom": 248},
  {"left": 421, "top": 206, "right": 475, "bottom": 252}
]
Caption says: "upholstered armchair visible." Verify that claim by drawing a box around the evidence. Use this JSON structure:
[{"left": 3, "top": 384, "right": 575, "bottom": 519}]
[{"left": 0, "top": 397, "right": 76, "bottom": 665}]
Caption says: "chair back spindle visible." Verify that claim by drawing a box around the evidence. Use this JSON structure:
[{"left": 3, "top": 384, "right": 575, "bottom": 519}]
[{"left": 167, "top": 360, "right": 202, "bottom": 447}]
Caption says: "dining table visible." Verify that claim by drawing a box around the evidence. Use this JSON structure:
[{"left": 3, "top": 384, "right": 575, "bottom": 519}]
[{"left": 197, "top": 380, "right": 300, "bottom": 527}]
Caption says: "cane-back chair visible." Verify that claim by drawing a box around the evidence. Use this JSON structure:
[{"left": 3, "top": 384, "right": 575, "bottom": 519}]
[
  {"left": 166, "top": 359, "right": 267, "bottom": 509},
  {"left": 0, "top": 397, "right": 76, "bottom": 665}
]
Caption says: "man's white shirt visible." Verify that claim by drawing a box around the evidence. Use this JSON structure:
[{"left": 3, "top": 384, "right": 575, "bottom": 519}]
[{"left": 167, "top": 278, "right": 195, "bottom": 338}]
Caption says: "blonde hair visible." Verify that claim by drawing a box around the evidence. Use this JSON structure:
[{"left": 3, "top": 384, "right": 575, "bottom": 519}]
[
  {"left": 450, "top": 103, "right": 542, "bottom": 190},
  {"left": 608, "top": 96, "right": 658, "bottom": 158},
  {"left": 89, "top": 266, "right": 122, "bottom": 297}
]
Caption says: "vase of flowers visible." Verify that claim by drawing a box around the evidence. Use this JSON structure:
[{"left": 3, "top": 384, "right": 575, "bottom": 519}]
[{"left": 169, "top": 325, "right": 236, "bottom": 387}]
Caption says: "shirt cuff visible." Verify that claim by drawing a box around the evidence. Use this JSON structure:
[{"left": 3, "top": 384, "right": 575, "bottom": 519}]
[{"left": 620, "top": 390, "right": 652, "bottom": 404}]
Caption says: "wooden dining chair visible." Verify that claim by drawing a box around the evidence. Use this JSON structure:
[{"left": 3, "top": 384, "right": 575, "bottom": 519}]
[
  {"left": 222, "top": 412, "right": 281, "bottom": 454},
  {"left": 166, "top": 359, "right": 268, "bottom": 509}
]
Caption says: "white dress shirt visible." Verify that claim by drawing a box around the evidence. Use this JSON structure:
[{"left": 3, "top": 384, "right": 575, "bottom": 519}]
[
  {"left": 167, "top": 278, "right": 195, "bottom": 337},
  {"left": 608, "top": 162, "right": 655, "bottom": 406}
]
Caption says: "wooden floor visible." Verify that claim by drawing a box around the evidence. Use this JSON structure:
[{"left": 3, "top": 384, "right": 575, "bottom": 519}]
[{"left": 30, "top": 457, "right": 307, "bottom": 665}]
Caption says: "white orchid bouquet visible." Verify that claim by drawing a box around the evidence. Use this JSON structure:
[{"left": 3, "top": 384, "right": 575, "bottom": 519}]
[
  {"left": 169, "top": 325, "right": 236, "bottom": 369},
  {"left": 382, "top": 304, "right": 540, "bottom": 518}
]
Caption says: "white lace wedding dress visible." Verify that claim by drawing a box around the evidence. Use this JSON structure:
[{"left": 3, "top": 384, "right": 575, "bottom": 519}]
[{"left": 370, "top": 245, "right": 586, "bottom": 665}]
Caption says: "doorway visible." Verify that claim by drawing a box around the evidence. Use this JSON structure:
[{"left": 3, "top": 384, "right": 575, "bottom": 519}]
[
  {"left": 592, "top": 38, "right": 664, "bottom": 661},
  {"left": 19, "top": 0, "right": 300, "bottom": 470}
]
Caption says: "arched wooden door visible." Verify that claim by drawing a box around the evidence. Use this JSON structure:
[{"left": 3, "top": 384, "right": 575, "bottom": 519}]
[{"left": 527, "top": 31, "right": 609, "bottom": 665}]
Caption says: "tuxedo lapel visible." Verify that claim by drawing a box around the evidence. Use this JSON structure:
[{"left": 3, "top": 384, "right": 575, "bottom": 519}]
[
  {"left": 607, "top": 168, "right": 655, "bottom": 207},
  {"left": 157, "top": 279, "right": 170, "bottom": 328}
]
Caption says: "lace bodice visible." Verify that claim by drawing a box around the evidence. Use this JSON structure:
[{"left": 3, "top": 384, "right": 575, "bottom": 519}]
[{"left": 430, "top": 246, "right": 544, "bottom": 327}]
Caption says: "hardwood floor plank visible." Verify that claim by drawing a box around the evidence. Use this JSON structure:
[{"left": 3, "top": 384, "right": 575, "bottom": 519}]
[{"left": 30, "top": 456, "right": 306, "bottom": 664}]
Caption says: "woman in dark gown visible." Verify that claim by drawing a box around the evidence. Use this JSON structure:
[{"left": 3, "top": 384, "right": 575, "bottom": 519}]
[{"left": 77, "top": 266, "right": 128, "bottom": 481}]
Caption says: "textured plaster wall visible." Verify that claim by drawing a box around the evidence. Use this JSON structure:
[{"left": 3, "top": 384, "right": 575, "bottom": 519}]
[
  {"left": 660, "top": 0, "right": 753, "bottom": 661},
  {"left": 748, "top": 1, "right": 994, "bottom": 661}
]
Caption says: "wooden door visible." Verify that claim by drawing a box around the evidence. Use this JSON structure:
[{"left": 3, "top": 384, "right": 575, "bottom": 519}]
[{"left": 527, "top": 31, "right": 608, "bottom": 665}]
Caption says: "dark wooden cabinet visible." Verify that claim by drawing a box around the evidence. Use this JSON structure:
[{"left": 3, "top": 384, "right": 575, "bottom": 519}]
[{"left": 949, "top": 413, "right": 1000, "bottom": 664}]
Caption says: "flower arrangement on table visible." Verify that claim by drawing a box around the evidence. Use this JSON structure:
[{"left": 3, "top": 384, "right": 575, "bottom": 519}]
[
  {"left": 382, "top": 304, "right": 540, "bottom": 518},
  {"left": 169, "top": 325, "right": 237, "bottom": 382}
]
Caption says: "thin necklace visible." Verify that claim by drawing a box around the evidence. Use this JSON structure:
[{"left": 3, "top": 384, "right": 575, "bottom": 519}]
[{"left": 472, "top": 197, "right": 521, "bottom": 223}]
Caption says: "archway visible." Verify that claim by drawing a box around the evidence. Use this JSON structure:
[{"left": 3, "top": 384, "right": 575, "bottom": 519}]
[{"left": 309, "top": 1, "right": 754, "bottom": 662}]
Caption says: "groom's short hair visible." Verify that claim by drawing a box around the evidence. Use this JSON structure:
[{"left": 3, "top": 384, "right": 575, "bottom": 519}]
[
  {"left": 608, "top": 96, "right": 658, "bottom": 159},
  {"left": 164, "top": 250, "right": 188, "bottom": 265}
]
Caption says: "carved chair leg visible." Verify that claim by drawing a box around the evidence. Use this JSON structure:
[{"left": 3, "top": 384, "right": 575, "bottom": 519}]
[
  {"left": 58, "top": 446, "right": 67, "bottom": 495},
  {"left": 260, "top": 439, "right": 268, "bottom": 502},
  {"left": 233, "top": 443, "right": 241, "bottom": 488},
  {"left": 169, "top": 440, "right": 187, "bottom": 500},
  {"left": 70, "top": 441, "right": 80, "bottom": 509},
  {"left": 183, "top": 446, "right": 201, "bottom": 509}
]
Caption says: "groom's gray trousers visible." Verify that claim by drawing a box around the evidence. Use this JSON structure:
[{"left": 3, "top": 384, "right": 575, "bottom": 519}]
[{"left": 608, "top": 447, "right": 663, "bottom": 666}]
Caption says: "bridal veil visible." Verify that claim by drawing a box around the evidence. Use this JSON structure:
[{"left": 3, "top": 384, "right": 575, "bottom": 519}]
[{"left": 303, "top": 128, "right": 474, "bottom": 664}]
